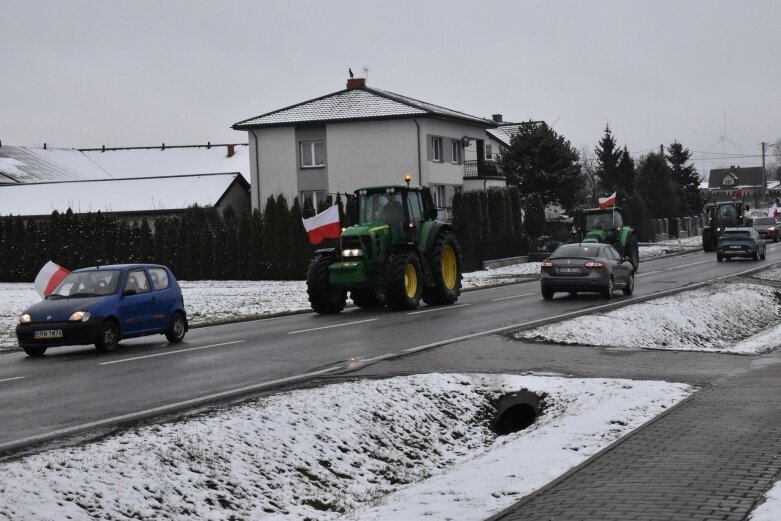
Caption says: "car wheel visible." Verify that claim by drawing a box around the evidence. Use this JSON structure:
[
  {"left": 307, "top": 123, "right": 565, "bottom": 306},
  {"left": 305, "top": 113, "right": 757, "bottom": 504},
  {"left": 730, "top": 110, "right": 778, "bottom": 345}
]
[
  {"left": 542, "top": 288, "right": 554, "bottom": 300},
  {"left": 602, "top": 276, "right": 614, "bottom": 299},
  {"left": 753, "top": 251, "right": 759, "bottom": 261},
  {"left": 622, "top": 272, "right": 634, "bottom": 296},
  {"left": 95, "top": 320, "right": 119, "bottom": 352},
  {"left": 23, "top": 345, "right": 47, "bottom": 357},
  {"left": 165, "top": 312, "right": 187, "bottom": 343}
]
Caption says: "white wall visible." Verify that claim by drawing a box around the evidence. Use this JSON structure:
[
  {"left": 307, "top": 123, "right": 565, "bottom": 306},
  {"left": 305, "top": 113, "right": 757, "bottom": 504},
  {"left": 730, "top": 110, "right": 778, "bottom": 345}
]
[
  {"left": 326, "top": 119, "right": 419, "bottom": 192},
  {"left": 417, "top": 119, "right": 490, "bottom": 186},
  {"left": 250, "top": 127, "right": 297, "bottom": 210}
]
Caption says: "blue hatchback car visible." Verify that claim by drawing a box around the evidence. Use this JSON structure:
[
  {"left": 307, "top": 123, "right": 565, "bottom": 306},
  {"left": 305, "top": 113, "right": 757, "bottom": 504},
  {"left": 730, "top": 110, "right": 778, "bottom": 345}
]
[{"left": 16, "top": 264, "right": 187, "bottom": 357}]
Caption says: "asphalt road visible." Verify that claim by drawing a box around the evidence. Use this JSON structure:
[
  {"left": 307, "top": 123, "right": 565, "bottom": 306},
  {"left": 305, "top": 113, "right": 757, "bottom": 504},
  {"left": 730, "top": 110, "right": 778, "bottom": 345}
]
[{"left": 2, "top": 243, "right": 781, "bottom": 454}]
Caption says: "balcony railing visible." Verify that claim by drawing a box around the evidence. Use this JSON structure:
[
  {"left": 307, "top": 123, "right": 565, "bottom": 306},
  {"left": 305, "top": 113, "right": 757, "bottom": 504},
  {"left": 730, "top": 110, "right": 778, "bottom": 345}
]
[{"left": 463, "top": 160, "right": 503, "bottom": 178}]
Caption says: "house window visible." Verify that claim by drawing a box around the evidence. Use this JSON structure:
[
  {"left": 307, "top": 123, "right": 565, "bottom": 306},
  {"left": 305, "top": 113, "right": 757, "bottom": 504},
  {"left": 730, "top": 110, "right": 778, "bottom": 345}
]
[
  {"left": 451, "top": 141, "right": 461, "bottom": 164},
  {"left": 432, "top": 137, "right": 442, "bottom": 162},
  {"left": 486, "top": 144, "right": 493, "bottom": 160},
  {"left": 301, "top": 190, "right": 326, "bottom": 209},
  {"left": 432, "top": 185, "right": 447, "bottom": 208},
  {"left": 300, "top": 141, "right": 325, "bottom": 168}
]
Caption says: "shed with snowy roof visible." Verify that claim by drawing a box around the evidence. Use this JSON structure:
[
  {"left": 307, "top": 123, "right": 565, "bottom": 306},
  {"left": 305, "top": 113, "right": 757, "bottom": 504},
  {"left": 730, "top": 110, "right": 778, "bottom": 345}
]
[
  {"left": 0, "top": 172, "right": 250, "bottom": 221},
  {"left": 232, "top": 78, "right": 506, "bottom": 220}
]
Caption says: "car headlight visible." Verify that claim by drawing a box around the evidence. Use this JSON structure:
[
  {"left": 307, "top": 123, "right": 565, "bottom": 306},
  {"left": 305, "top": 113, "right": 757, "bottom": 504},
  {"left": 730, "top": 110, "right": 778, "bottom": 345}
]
[
  {"left": 342, "top": 248, "right": 363, "bottom": 258},
  {"left": 68, "top": 311, "right": 91, "bottom": 322},
  {"left": 19, "top": 314, "right": 31, "bottom": 325}
]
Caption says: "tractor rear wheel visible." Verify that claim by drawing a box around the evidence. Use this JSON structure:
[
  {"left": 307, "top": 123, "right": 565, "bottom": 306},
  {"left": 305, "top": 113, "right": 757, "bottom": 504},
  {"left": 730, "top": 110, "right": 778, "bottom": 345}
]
[
  {"left": 307, "top": 255, "right": 346, "bottom": 314},
  {"left": 422, "top": 230, "right": 462, "bottom": 305},
  {"left": 384, "top": 251, "right": 423, "bottom": 310},
  {"left": 350, "top": 288, "right": 385, "bottom": 309},
  {"left": 702, "top": 229, "right": 713, "bottom": 252}
]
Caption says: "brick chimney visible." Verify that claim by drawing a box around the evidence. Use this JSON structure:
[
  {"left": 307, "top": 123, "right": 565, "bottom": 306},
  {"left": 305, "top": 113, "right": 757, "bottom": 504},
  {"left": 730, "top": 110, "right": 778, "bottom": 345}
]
[
  {"left": 347, "top": 77, "right": 366, "bottom": 89},
  {"left": 492, "top": 114, "right": 503, "bottom": 123},
  {"left": 227, "top": 144, "right": 235, "bottom": 158}
]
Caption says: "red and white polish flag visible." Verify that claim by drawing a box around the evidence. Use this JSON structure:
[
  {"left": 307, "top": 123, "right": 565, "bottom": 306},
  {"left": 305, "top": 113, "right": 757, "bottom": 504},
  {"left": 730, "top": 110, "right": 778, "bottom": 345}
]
[
  {"left": 598, "top": 191, "right": 617, "bottom": 209},
  {"left": 301, "top": 204, "right": 341, "bottom": 245},
  {"left": 34, "top": 261, "right": 70, "bottom": 299}
]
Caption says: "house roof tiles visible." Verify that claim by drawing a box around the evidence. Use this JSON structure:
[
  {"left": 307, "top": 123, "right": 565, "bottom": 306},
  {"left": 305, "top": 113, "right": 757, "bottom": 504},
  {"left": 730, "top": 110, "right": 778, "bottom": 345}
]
[{"left": 232, "top": 86, "right": 496, "bottom": 129}]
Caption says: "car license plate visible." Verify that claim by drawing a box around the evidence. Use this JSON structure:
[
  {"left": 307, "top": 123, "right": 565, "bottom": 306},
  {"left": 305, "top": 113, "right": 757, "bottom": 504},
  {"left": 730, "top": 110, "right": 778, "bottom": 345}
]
[
  {"left": 730, "top": 245, "right": 741, "bottom": 249},
  {"left": 34, "top": 329, "right": 63, "bottom": 340},
  {"left": 558, "top": 267, "right": 580, "bottom": 274}
]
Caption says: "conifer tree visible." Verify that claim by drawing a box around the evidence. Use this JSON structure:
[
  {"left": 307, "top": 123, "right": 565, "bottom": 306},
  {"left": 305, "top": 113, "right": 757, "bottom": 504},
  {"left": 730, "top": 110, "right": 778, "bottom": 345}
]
[
  {"left": 248, "top": 208, "right": 264, "bottom": 279},
  {"left": 635, "top": 152, "right": 679, "bottom": 219},
  {"left": 261, "top": 196, "right": 278, "bottom": 279},
  {"left": 524, "top": 193, "right": 546, "bottom": 241},
  {"left": 235, "top": 214, "right": 250, "bottom": 279},
  {"left": 666, "top": 140, "right": 703, "bottom": 215},
  {"left": 595, "top": 125, "right": 623, "bottom": 193}
]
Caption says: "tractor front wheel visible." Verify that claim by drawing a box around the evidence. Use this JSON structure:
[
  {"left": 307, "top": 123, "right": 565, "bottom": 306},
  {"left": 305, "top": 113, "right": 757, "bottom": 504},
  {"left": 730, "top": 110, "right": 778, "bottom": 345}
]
[
  {"left": 384, "top": 251, "right": 423, "bottom": 311},
  {"left": 422, "top": 230, "right": 462, "bottom": 305},
  {"left": 307, "top": 255, "right": 346, "bottom": 314}
]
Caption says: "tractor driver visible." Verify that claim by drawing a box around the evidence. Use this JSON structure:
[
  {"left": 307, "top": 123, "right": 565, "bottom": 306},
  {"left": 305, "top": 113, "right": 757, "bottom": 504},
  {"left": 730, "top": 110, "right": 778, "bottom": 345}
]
[{"left": 378, "top": 196, "right": 405, "bottom": 237}]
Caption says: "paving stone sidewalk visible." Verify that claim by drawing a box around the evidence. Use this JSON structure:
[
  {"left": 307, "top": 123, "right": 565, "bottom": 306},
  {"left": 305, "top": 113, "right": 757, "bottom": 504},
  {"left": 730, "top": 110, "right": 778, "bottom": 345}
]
[{"left": 489, "top": 352, "right": 781, "bottom": 521}]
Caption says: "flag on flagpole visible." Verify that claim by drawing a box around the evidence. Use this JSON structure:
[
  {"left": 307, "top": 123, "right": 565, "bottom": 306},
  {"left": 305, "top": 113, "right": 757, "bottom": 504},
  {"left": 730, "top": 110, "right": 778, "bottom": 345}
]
[
  {"left": 34, "top": 261, "right": 70, "bottom": 299},
  {"left": 301, "top": 204, "right": 341, "bottom": 245},
  {"left": 598, "top": 192, "right": 617, "bottom": 209}
]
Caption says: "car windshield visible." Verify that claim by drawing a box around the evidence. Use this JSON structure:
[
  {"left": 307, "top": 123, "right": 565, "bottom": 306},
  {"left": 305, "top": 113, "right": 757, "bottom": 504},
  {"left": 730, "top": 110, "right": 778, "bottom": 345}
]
[
  {"left": 754, "top": 218, "right": 775, "bottom": 225},
  {"left": 48, "top": 269, "right": 121, "bottom": 299},
  {"left": 551, "top": 244, "right": 602, "bottom": 259},
  {"left": 721, "top": 231, "right": 750, "bottom": 239}
]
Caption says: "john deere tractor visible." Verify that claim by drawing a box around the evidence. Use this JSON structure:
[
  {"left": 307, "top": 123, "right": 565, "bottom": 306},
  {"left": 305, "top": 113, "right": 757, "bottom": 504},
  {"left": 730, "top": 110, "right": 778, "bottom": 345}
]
[
  {"left": 306, "top": 182, "right": 462, "bottom": 313},
  {"left": 701, "top": 201, "right": 749, "bottom": 252},
  {"left": 573, "top": 207, "right": 640, "bottom": 271}
]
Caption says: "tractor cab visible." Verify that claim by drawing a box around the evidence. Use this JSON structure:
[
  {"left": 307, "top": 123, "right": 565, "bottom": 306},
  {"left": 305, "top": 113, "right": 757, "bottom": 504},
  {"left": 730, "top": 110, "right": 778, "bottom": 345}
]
[{"left": 352, "top": 184, "right": 437, "bottom": 243}]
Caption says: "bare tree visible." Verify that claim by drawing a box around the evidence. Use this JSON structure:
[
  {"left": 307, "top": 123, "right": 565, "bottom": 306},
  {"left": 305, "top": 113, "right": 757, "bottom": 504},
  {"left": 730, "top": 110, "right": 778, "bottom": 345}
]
[{"left": 580, "top": 146, "right": 599, "bottom": 206}]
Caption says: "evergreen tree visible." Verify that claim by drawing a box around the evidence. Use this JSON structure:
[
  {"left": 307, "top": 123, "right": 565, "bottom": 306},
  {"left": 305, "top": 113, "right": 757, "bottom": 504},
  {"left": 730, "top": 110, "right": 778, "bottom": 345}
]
[
  {"left": 594, "top": 125, "right": 622, "bottom": 193},
  {"left": 261, "top": 196, "right": 278, "bottom": 279},
  {"left": 499, "top": 121, "right": 584, "bottom": 211},
  {"left": 288, "top": 197, "right": 312, "bottom": 279},
  {"left": 235, "top": 214, "right": 250, "bottom": 279},
  {"left": 635, "top": 152, "right": 679, "bottom": 219},
  {"left": 666, "top": 140, "right": 703, "bottom": 215},
  {"left": 616, "top": 146, "right": 636, "bottom": 203},
  {"left": 248, "top": 209, "right": 264, "bottom": 279},
  {"left": 523, "top": 193, "right": 546, "bottom": 240},
  {"left": 274, "top": 194, "right": 291, "bottom": 279}
]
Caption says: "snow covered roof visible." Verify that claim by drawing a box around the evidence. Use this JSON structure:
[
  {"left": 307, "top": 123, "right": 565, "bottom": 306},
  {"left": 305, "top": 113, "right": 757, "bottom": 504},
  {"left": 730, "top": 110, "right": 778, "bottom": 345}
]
[
  {"left": 0, "top": 144, "right": 250, "bottom": 185},
  {"left": 233, "top": 85, "right": 496, "bottom": 129},
  {"left": 0, "top": 172, "right": 248, "bottom": 217},
  {"left": 486, "top": 125, "right": 522, "bottom": 147}
]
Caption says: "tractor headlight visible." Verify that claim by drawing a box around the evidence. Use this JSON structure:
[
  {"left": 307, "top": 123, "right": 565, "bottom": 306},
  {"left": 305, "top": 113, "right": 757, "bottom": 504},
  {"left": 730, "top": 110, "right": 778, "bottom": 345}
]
[
  {"left": 19, "top": 314, "right": 31, "bottom": 325},
  {"left": 68, "top": 311, "right": 91, "bottom": 322},
  {"left": 342, "top": 248, "right": 363, "bottom": 258}
]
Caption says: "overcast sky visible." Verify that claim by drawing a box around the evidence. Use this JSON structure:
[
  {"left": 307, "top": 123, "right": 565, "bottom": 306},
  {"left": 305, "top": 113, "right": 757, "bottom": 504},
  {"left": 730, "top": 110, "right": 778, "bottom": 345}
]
[{"left": 3, "top": 0, "right": 780, "bottom": 176}]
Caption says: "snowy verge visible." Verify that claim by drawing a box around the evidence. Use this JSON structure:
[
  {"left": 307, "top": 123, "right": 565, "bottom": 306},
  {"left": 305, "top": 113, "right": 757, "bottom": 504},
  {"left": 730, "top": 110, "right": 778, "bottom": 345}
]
[
  {"left": 749, "top": 479, "right": 781, "bottom": 521},
  {"left": 0, "top": 373, "right": 691, "bottom": 521},
  {"left": 516, "top": 281, "right": 781, "bottom": 354}
]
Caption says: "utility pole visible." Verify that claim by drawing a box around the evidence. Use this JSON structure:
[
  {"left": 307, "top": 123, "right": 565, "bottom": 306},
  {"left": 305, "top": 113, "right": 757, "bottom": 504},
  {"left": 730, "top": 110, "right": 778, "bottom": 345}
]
[
  {"left": 762, "top": 141, "right": 767, "bottom": 206},
  {"left": 659, "top": 144, "right": 664, "bottom": 156}
]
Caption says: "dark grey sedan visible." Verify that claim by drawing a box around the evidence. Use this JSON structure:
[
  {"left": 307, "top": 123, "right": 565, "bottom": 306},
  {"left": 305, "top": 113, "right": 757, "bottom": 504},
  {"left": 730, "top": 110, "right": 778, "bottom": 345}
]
[{"left": 540, "top": 243, "right": 634, "bottom": 300}]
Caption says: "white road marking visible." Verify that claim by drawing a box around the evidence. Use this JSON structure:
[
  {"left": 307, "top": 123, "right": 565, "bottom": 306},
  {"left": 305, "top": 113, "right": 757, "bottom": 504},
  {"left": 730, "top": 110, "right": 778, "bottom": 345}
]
[
  {"left": 99, "top": 341, "right": 246, "bottom": 365},
  {"left": 663, "top": 259, "right": 712, "bottom": 271},
  {"left": 491, "top": 292, "right": 537, "bottom": 301},
  {"left": 635, "top": 270, "right": 662, "bottom": 278},
  {"left": 407, "top": 304, "right": 470, "bottom": 315},
  {"left": 0, "top": 365, "right": 341, "bottom": 452},
  {"left": 0, "top": 376, "right": 25, "bottom": 384},
  {"left": 288, "top": 318, "right": 378, "bottom": 335}
]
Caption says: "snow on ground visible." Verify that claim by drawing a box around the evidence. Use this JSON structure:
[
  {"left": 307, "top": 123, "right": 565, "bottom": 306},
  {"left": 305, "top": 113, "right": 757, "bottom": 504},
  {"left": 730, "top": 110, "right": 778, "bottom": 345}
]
[
  {"left": 516, "top": 281, "right": 781, "bottom": 354},
  {"left": 750, "top": 479, "right": 781, "bottom": 521},
  {"left": 0, "top": 373, "right": 691, "bottom": 521}
]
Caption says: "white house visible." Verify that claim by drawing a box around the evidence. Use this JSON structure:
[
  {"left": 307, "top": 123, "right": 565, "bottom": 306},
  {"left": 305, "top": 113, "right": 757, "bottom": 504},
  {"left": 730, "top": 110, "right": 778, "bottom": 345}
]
[{"left": 232, "top": 78, "right": 506, "bottom": 219}]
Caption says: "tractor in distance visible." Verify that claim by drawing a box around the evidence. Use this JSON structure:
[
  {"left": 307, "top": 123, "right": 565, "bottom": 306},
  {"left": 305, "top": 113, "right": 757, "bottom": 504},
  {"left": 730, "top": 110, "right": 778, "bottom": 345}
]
[
  {"left": 306, "top": 177, "right": 462, "bottom": 313},
  {"left": 701, "top": 201, "right": 750, "bottom": 252},
  {"left": 572, "top": 207, "right": 640, "bottom": 271}
]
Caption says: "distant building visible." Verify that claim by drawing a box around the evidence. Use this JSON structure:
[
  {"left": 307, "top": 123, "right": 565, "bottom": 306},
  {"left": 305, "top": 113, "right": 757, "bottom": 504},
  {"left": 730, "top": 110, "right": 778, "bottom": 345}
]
[
  {"left": 232, "top": 77, "right": 506, "bottom": 220},
  {"left": 0, "top": 172, "right": 250, "bottom": 222}
]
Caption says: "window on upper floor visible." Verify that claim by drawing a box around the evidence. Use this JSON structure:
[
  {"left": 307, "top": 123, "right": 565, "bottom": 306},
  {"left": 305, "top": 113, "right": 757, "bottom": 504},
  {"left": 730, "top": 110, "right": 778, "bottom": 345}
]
[
  {"left": 451, "top": 140, "right": 461, "bottom": 164},
  {"left": 432, "top": 137, "right": 443, "bottom": 162},
  {"left": 301, "top": 141, "right": 325, "bottom": 168}
]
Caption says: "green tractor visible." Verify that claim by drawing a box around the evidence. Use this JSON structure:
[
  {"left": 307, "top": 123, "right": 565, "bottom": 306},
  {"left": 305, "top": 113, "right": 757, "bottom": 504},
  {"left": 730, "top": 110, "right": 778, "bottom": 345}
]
[
  {"left": 573, "top": 207, "right": 640, "bottom": 271},
  {"left": 701, "top": 201, "right": 749, "bottom": 252},
  {"left": 306, "top": 182, "right": 462, "bottom": 313}
]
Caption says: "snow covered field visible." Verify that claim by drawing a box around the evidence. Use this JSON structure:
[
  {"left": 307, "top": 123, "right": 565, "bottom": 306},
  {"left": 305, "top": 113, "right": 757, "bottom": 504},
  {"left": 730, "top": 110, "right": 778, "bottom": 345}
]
[{"left": 0, "top": 373, "right": 691, "bottom": 521}]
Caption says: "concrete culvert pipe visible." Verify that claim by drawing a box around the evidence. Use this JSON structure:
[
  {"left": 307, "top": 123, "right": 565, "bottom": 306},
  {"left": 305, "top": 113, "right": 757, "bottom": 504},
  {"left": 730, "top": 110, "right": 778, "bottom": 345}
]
[{"left": 491, "top": 390, "right": 543, "bottom": 436}]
